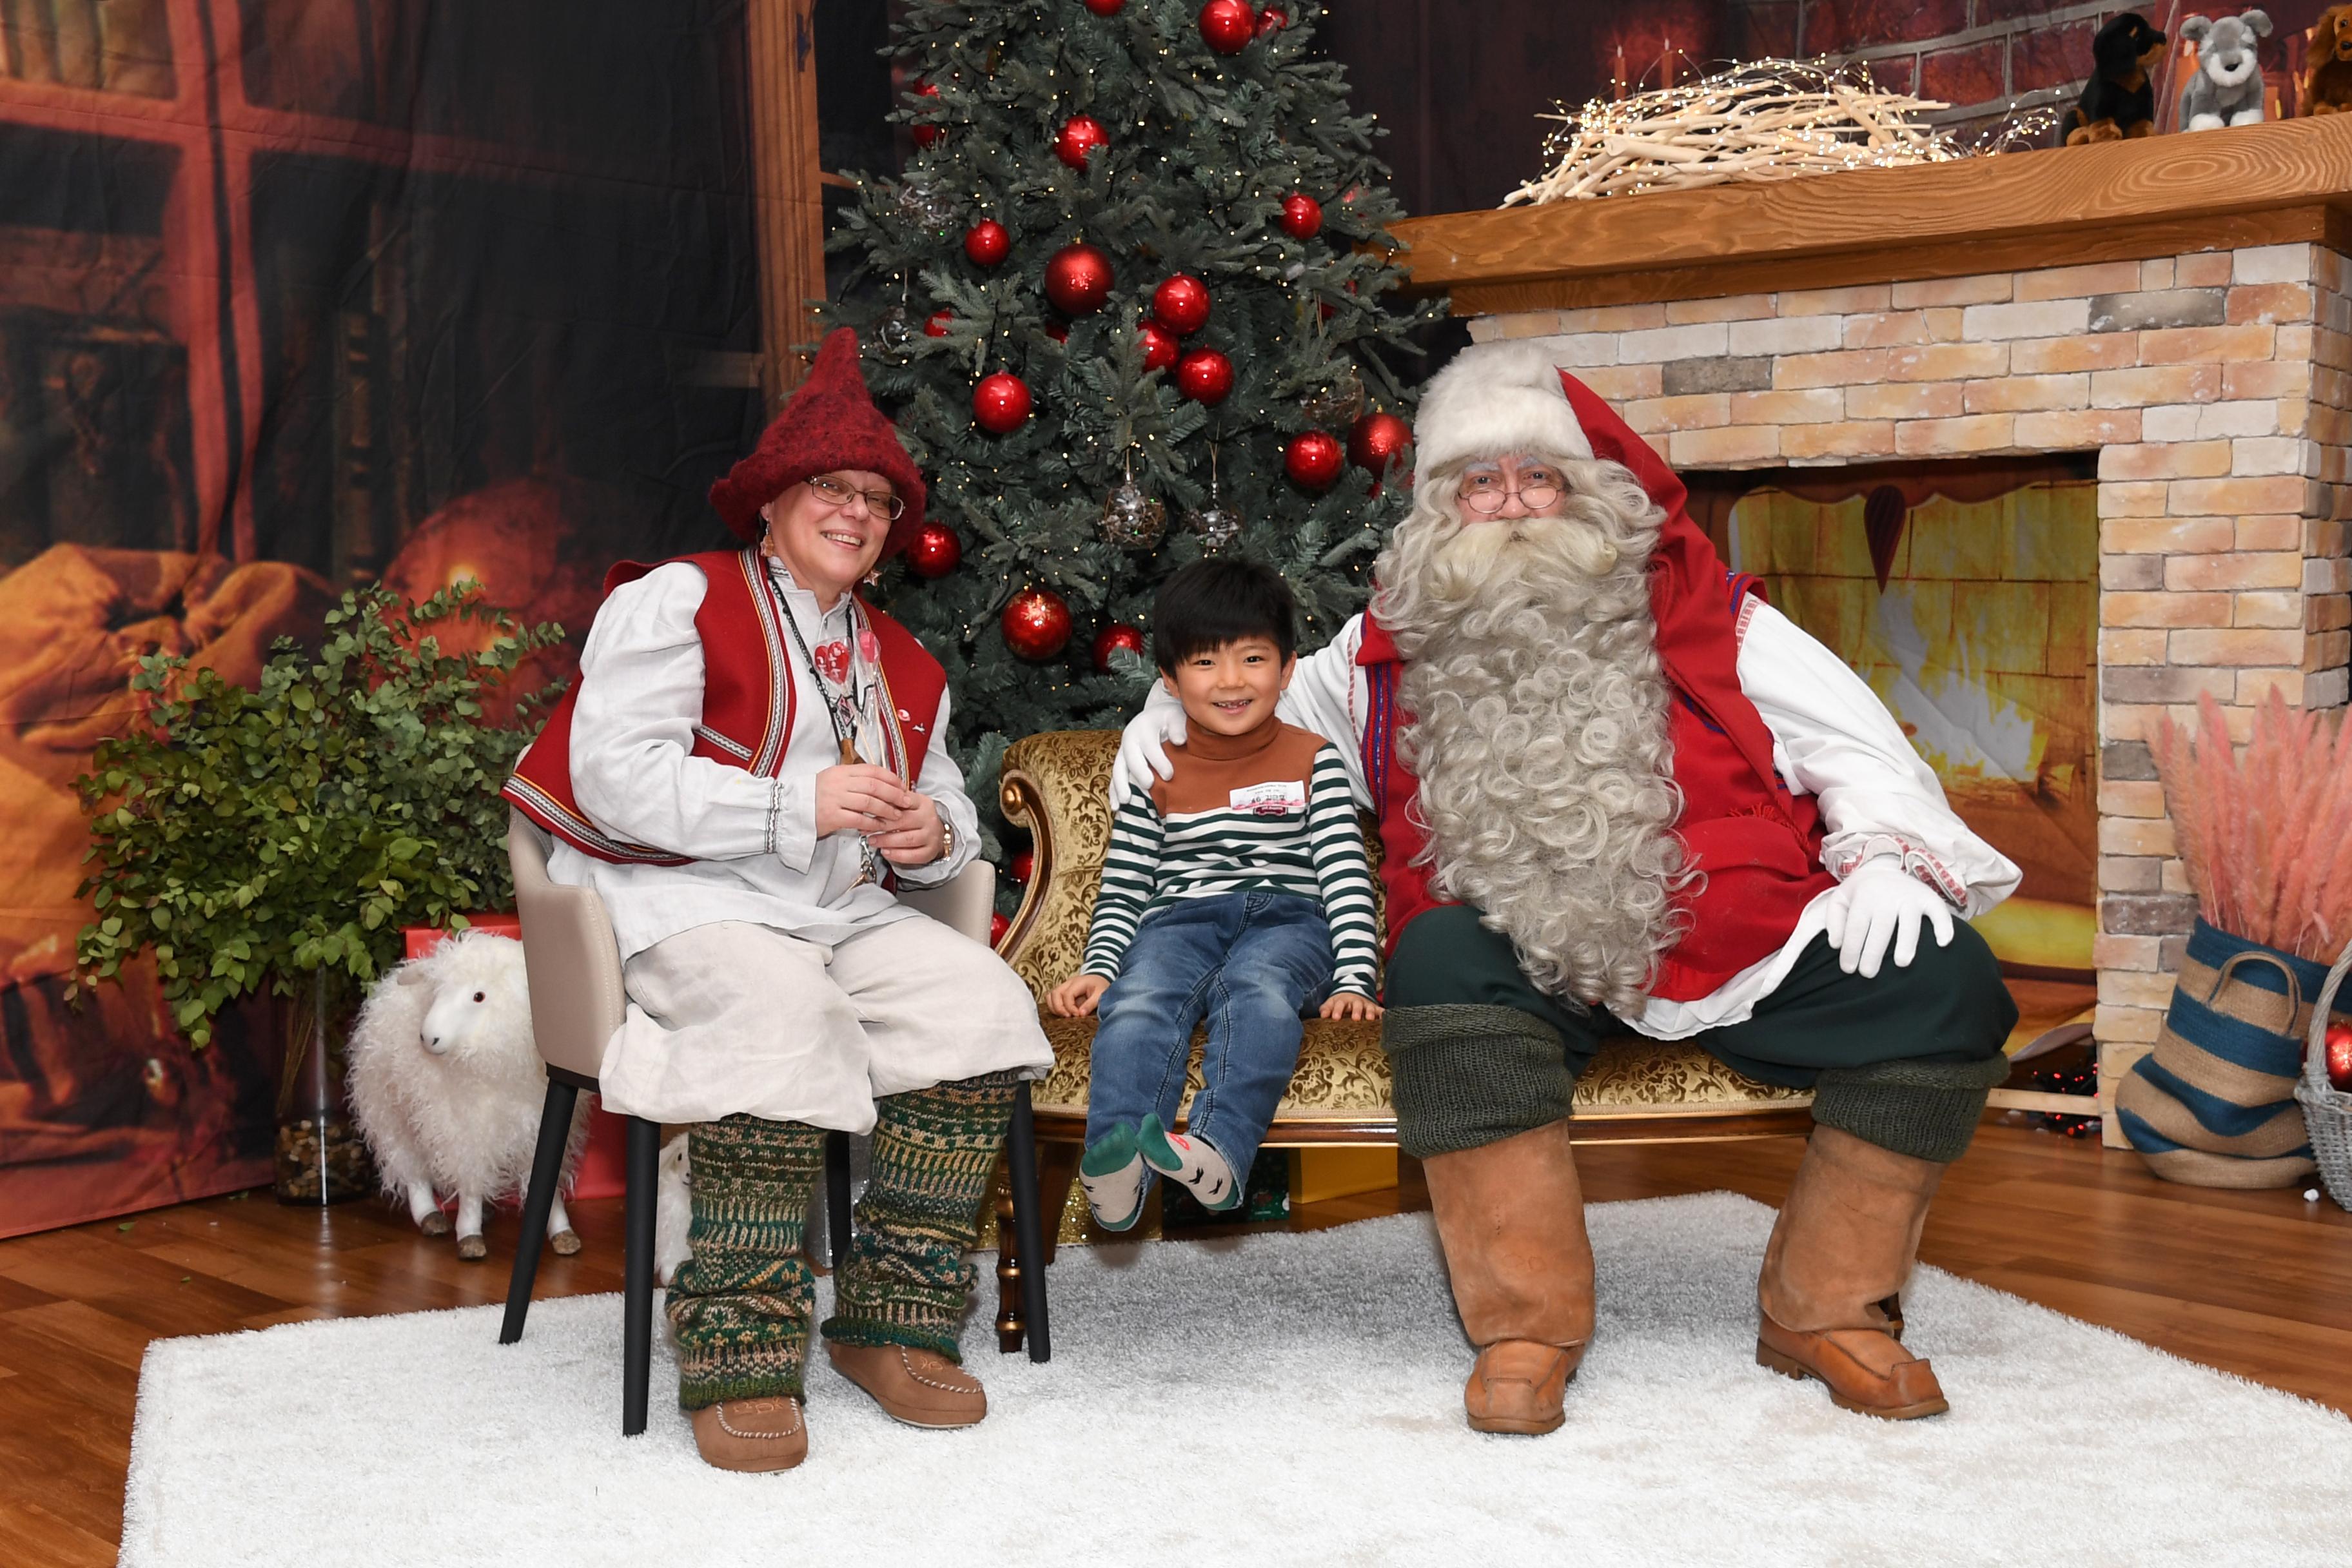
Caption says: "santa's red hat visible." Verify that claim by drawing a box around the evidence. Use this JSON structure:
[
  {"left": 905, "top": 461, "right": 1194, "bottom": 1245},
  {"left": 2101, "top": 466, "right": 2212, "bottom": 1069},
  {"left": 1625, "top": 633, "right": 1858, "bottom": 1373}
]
[
  {"left": 707, "top": 328, "right": 926, "bottom": 553},
  {"left": 1409, "top": 337, "right": 1697, "bottom": 524}
]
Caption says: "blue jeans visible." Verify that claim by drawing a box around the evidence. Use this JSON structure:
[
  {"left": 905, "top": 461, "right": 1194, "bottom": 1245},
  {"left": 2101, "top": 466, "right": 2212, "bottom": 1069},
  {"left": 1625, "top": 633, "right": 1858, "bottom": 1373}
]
[{"left": 1084, "top": 891, "right": 1335, "bottom": 1173}]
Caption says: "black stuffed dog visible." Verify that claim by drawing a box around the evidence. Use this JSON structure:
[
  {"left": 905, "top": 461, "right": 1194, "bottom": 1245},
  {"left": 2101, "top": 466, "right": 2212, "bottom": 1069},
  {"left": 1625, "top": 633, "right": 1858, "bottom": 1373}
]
[{"left": 2061, "top": 12, "right": 2169, "bottom": 143}]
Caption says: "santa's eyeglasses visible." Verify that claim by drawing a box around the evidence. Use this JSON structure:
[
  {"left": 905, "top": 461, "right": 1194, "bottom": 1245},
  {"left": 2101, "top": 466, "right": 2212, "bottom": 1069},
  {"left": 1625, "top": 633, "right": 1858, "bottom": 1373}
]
[
  {"left": 807, "top": 476, "right": 906, "bottom": 520},
  {"left": 1459, "top": 466, "right": 1563, "bottom": 514}
]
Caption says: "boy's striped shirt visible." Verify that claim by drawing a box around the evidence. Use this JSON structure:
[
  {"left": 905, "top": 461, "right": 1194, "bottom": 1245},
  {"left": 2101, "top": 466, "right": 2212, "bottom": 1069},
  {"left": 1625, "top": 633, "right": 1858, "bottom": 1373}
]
[{"left": 1082, "top": 743, "right": 1379, "bottom": 995}]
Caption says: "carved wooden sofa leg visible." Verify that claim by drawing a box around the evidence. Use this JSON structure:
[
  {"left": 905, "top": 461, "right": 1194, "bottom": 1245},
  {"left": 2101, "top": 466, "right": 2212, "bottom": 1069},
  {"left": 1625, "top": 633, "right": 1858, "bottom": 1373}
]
[{"left": 995, "top": 1081, "right": 1053, "bottom": 1360}]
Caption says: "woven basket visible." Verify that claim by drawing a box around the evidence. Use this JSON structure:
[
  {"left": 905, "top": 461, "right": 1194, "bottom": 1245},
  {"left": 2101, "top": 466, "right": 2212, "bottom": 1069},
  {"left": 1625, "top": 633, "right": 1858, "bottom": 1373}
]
[
  {"left": 2115, "top": 919, "right": 2323, "bottom": 1186},
  {"left": 2293, "top": 939, "right": 2352, "bottom": 1210}
]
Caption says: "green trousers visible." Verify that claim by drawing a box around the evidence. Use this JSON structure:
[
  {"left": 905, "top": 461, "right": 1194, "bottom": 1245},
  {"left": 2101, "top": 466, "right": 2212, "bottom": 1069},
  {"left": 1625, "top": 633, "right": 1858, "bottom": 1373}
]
[
  {"left": 665, "top": 1072, "right": 1018, "bottom": 1409},
  {"left": 1382, "top": 905, "right": 2016, "bottom": 1164}
]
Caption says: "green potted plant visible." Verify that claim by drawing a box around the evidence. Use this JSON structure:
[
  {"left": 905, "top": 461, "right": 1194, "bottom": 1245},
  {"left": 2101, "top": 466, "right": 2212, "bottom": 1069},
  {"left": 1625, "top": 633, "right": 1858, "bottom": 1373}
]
[{"left": 70, "top": 582, "right": 562, "bottom": 1203}]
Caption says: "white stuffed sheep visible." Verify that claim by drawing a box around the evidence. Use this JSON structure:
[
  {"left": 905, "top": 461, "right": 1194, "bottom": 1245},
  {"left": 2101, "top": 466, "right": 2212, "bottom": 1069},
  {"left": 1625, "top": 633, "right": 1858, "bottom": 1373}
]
[{"left": 346, "top": 929, "right": 589, "bottom": 1260}]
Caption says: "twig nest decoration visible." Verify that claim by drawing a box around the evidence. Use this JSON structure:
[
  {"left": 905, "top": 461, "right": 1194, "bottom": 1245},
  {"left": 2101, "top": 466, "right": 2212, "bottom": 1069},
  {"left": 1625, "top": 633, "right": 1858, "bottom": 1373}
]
[
  {"left": 1098, "top": 479, "right": 1168, "bottom": 548},
  {"left": 1301, "top": 368, "right": 1364, "bottom": 427},
  {"left": 1184, "top": 502, "right": 1241, "bottom": 553},
  {"left": 1504, "top": 57, "right": 2054, "bottom": 206}
]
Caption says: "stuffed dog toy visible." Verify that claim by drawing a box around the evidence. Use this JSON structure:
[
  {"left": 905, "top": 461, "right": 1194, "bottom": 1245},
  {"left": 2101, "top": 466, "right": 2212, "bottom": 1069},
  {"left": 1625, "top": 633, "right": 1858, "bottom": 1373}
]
[
  {"left": 2062, "top": 12, "right": 2168, "bottom": 142},
  {"left": 2303, "top": 5, "right": 2352, "bottom": 114},
  {"left": 2180, "top": 11, "right": 2271, "bottom": 130}
]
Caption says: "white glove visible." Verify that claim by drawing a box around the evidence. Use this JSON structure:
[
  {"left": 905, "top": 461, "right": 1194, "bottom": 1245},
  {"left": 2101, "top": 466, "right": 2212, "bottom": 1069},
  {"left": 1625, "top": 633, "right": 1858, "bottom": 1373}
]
[
  {"left": 1819, "top": 856, "right": 1954, "bottom": 979},
  {"left": 1110, "top": 700, "right": 1187, "bottom": 807}
]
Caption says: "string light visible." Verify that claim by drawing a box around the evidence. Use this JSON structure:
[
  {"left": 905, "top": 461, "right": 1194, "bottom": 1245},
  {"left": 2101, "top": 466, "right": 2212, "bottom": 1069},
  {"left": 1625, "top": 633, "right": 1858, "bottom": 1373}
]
[{"left": 1505, "top": 56, "right": 2059, "bottom": 206}]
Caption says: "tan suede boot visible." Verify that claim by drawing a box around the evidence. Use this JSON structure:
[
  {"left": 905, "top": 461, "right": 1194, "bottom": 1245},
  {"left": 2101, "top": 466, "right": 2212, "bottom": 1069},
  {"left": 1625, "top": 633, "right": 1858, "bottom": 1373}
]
[
  {"left": 1755, "top": 1124, "right": 1950, "bottom": 1420},
  {"left": 1422, "top": 1119, "right": 1594, "bottom": 1435}
]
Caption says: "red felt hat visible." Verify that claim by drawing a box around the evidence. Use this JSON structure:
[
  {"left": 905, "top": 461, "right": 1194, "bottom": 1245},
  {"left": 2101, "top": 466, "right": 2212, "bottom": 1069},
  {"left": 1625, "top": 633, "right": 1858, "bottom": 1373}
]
[{"left": 707, "top": 328, "right": 927, "bottom": 554}]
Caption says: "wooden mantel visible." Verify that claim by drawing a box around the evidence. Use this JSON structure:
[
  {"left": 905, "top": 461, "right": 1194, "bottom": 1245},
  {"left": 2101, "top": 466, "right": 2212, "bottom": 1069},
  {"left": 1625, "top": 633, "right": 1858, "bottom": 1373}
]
[{"left": 1391, "top": 114, "right": 2352, "bottom": 315}]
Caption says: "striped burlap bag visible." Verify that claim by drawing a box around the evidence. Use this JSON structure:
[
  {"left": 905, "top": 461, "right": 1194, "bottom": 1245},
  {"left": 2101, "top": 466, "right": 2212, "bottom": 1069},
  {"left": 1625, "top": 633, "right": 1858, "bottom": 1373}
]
[{"left": 2115, "top": 919, "right": 2346, "bottom": 1187}]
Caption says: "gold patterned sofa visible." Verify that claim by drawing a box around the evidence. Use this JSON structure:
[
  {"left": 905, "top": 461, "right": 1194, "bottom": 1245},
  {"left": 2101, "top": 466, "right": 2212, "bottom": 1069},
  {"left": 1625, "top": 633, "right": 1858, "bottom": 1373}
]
[{"left": 990, "top": 730, "right": 1810, "bottom": 1269}]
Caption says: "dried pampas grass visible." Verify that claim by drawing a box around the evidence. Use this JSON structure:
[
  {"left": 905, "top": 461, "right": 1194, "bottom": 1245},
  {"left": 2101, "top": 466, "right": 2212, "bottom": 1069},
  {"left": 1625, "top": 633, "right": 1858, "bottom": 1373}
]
[{"left": 2153, "top": 692, "right": 2352, "bottom": 961}]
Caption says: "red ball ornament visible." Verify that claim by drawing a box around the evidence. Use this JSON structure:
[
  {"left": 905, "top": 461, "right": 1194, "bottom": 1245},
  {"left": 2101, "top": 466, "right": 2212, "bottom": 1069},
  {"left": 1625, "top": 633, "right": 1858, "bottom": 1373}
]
[
  {"left": 1083, "top": 0, "right": 1124, "bottom": 12},
  {"left": 1055, "top": 114, "right": 1110, "bottom": 169},
  {"left": 907, "top": 522, "right": 962, "bottom": 580},
  {"left": 924, "top": 310, "right": 953, "bottom": 337},
  {"left": 1010, "top": 849, "right": 1036, "bottom": 885},
  {"left": 1092, "top": 622, "right": 1146, "bottom": 672},
  {"left": 1347, "top": 411, "right": 1413, "bottom": 479},
  {"left": 1138, "top": 322, "right": 1179, "bottom": 371},
  {"left": 1257, "top": 4, "right": 1289, "bottom": 35},
  {"left": 1044, "top": 243, "right": 1115, "bottom": 314},
  {"left": 1285, "top": 430, "right": 1344, "bottom": 489},
  {"left": 910, "top": 81, "right": 943, "bottom": 149},
  {"left": 1152, "top": 273, "right": 1212, "bottom": 335},
  {"left": 1279, "top": 193, "right": 1323, "bottom": 239},
  {"left": 1002, "top": 588, "right": 1072, "bottom": 661},
  {"left": 1176, "top": 348, "right": 1234, "bottom": 404},
  {"left": 2328, "top": 1022, "right": 2352, "bottom": 1093},
  {"left": 1047, "top": 322, "right": 1069, "bottom": 344},
  {"left": 1199, "top": 0, "right": 1257, "bottom": 54},
  {"left": 964, "top": 219, "right": 1010, "bottom": 268},
  {"left": 973, "top": 372, "right": 1033, "bottom": 434},
  {"left": 989, "top": 911, "right": 1011, "bottom": 948}
]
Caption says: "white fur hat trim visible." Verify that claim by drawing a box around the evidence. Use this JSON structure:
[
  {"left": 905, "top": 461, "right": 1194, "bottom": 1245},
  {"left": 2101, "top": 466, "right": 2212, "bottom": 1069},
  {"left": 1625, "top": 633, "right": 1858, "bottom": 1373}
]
[{"left": 1412, "top": 339, "right": 1594, "bottom": 483}]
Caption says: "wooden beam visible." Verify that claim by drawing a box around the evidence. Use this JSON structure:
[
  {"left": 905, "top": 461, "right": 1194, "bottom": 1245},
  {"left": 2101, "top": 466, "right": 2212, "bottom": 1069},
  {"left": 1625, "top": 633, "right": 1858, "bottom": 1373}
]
[
  {"left": 745, "top": 0, "right": 827, "bottom": 404},
  {"left": 1391, "top": 114, "right": 2352, "bottom": 312}
]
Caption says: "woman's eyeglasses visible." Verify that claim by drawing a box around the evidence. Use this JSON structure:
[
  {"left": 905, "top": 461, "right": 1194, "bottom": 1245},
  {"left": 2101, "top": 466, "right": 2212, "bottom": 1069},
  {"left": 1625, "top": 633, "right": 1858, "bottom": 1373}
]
[
  {"left": 808, "top": 476, "right": 905, "bottom": 520},
  {"left": 1460, "top": 467, "right": 1563, "bottom": 515}
]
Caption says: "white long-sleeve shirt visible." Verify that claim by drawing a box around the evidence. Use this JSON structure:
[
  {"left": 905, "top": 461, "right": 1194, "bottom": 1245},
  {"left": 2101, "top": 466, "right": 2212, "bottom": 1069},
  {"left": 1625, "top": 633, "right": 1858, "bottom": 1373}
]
[
  {"left": 1143, "top": 603, "right": 2021, "bottom": 1039},
  {"left": 547, "top": 557, "right": 980, "bottom": 963}
]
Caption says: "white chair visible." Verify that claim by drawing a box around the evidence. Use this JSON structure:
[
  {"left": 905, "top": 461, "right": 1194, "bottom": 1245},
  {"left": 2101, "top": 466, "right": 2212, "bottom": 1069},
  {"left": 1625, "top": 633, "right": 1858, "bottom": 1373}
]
[{"left": 495, "top": 807, "right": 1052, "bottom": 1435}]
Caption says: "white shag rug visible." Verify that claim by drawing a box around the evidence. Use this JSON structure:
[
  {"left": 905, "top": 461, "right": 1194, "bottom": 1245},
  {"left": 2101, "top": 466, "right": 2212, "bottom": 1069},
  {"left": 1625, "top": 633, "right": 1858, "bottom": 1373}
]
[{"left": 122, "top": 1192, "right": 2352, "bottom": 1567}]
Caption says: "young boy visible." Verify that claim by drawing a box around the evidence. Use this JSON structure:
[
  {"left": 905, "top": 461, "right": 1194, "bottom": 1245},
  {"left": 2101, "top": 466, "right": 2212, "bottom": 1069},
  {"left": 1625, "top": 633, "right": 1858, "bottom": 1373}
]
[{"left": 1046, "top": 560, "right": 1381, "bottom": 1229}]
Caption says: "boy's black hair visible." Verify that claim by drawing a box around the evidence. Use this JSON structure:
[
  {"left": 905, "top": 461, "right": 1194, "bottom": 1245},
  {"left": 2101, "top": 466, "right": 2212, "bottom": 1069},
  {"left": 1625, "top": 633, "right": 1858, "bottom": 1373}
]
[{"left": 1151, "top": 558, "right": 1297, "bottom": 672}]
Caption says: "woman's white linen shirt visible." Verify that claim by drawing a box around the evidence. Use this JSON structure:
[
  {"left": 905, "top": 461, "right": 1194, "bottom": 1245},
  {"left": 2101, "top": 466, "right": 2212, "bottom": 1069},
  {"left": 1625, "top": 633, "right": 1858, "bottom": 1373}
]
[{"left": 545, "top": 557, "right": 980, "bottom": 961}]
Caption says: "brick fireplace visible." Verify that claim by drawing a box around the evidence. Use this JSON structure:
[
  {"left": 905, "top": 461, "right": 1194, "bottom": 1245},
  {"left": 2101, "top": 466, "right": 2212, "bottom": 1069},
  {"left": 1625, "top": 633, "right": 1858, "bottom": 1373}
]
[{"left": 1391, "top": 118, "right": 2352, "bottom": 1137}]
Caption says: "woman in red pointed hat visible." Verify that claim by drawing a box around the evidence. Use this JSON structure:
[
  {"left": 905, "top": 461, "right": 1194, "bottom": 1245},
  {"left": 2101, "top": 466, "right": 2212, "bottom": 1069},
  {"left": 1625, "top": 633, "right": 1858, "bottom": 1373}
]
[
  {"left": 1114, "top": 338, "right": 2023, "bottom": 1434},
  {"left": 507, "top": 329, "right": 1050, "bottom": 1471}
]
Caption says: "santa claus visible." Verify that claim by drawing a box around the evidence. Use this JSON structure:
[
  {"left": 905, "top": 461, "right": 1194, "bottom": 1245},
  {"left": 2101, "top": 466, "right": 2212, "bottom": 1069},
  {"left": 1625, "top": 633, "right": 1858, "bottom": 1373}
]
[{"left": 1116, "top": 340, "right": 2021, "bottom": 1433}]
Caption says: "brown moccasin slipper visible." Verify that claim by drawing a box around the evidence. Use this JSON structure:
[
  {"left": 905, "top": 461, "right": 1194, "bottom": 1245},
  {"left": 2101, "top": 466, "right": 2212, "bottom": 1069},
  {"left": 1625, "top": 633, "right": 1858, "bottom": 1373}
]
[
  {"left": 689, "top": 1396, "right": 808, "bottom": 1472},
  {"left": 825, "top": 1342, "right": 986, "bottom": 1428}
]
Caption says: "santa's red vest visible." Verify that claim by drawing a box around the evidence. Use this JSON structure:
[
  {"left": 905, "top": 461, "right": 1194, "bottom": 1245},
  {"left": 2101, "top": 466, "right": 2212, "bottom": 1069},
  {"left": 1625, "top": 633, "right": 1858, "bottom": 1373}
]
[
  {"left": 503, "top": 545, "right": 946, "bottom": 867},
  {"left": 1357, "top": 547, "right": 1838, "bottom": 1007}
]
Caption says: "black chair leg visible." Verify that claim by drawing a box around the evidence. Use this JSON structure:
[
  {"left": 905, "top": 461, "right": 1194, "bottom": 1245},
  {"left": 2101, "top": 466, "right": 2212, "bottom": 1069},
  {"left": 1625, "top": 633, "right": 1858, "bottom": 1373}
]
[
  {"left": 825, "top": 1128, "right": 852, "bottom": 1270},
  {"left": 498, "top": 1078, "right": 579, "bottom": 1346},
  {"left": 622, "top": 1113, "right": 660, "bottom": 1436},
  {"left": 1007, "top": 1081, "right": 1052, "bottom": 1363}
]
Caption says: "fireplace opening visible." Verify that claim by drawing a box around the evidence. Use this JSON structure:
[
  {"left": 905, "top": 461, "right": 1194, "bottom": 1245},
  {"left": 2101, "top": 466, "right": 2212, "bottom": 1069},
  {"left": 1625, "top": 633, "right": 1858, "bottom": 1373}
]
[{"left": 1685, "top": 453, "right": 2099, "bottom": 1004}]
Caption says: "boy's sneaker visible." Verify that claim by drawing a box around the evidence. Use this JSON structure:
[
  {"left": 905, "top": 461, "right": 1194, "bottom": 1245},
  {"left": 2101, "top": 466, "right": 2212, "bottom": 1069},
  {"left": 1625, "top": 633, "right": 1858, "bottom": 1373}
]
[
  {"left": 1138, "top": 1114, "right": 1240, "bottom": 1212},
  {"left": 1079, "top": 1122, "right": 1148, "bottom": 1231}
]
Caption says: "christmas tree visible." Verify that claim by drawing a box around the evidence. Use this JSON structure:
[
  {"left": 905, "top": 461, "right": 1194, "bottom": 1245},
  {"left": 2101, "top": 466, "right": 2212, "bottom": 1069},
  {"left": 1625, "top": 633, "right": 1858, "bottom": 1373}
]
[{"left": 823, "top": 0, "right": 1439, "bottom": 866}]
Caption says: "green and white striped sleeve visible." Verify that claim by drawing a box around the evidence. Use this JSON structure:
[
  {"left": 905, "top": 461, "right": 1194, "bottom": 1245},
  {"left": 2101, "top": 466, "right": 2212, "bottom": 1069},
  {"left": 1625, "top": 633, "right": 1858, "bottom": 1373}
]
[
  {"left": 1306, "top": 747, "right": 1380, "bottom": 995},
  {"left": 1080, "top": 790, "right": 1165, "bottom": 979}
]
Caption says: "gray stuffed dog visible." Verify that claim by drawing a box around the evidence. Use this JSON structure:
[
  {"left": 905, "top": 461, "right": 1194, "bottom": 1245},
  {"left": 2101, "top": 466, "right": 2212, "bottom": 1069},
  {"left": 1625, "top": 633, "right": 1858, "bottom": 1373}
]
[{"left": 2180, "top": 10, "right": 2272, "bottom": 130}]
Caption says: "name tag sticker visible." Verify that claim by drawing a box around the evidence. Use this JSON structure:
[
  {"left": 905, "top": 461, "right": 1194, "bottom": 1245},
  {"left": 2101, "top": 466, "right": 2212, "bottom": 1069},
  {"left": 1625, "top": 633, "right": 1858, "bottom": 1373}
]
[{"left": 1231, "top": 779, "right": 1308, "bottom": 815}]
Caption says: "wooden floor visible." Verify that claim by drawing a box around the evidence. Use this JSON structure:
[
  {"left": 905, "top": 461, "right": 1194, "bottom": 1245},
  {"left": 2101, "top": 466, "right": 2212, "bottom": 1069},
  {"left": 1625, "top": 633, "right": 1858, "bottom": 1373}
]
[{"left": 5, "top": 1121, "right": 2351, "bottom": 1565}]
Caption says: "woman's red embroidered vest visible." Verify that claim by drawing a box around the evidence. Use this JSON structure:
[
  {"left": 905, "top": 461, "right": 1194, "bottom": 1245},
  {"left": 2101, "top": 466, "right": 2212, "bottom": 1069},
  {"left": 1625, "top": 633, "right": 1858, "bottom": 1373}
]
[
  {"left": 1355, "top": 567, "right": 1836, "bottom": 1006},
  {"left": 503, "top": 546, "right": 946, "bottom": 866}
]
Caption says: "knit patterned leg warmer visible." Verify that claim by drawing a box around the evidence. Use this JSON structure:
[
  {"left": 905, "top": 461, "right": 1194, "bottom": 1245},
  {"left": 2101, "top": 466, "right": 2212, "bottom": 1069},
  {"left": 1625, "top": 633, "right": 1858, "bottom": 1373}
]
[
  {"left": 667, "top": 1112, "right": 827, "bottom": 1409},
  {"left": 822, "top": 1071, "right": 1019, "bottom": 1364}
]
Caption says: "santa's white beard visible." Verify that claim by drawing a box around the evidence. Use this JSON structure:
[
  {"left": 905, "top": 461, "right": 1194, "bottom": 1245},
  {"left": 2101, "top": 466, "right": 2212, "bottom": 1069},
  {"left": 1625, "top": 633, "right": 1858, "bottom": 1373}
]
[{"left": 1377, "top": 507, "right": 1687, "bottom": 1014}]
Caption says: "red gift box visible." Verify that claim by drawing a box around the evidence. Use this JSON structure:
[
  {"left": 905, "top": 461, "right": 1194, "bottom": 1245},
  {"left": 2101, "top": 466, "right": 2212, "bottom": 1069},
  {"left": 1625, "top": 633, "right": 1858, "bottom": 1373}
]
[{"left": 400, "top": 917, "right": 628, "bottom": 1202}]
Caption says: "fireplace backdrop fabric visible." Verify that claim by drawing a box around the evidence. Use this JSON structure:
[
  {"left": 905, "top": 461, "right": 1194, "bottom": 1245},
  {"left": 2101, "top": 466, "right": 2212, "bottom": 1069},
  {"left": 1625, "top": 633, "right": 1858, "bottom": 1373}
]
[
  {"left": 1689, "top": 458, "right": 2099, "bottom": 981},
  {"left": 0, "top": 0, "right": 760, "bottom": 1235}
]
